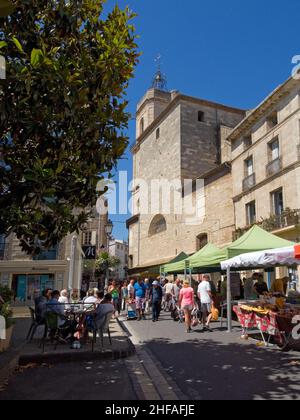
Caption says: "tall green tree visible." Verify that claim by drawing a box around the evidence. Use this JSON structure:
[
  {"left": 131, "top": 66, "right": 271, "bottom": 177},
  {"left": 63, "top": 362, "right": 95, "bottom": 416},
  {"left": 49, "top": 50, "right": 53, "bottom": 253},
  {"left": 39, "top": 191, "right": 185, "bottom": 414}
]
[{"left": 0, "top": 0, "right": 138, "bottom": 254}]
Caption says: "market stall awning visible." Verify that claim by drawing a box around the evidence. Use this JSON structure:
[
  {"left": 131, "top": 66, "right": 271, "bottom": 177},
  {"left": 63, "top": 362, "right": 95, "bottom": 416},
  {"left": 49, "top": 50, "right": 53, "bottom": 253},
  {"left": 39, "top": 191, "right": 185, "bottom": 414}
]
[
  {"left": 221, "top": 246, "right": 300, "bottom": 271},
  {"left": 190, "top": 225, "right": 295, "bottom": 272},
  {"left": 163, "top": 244, "right": 222, "bottom": 274},
  {"left": 161, "top": 252, "right": 189, "bottom": 274},
  {"left": 225, "top": 225, "right": 295, "bottom": 259}
]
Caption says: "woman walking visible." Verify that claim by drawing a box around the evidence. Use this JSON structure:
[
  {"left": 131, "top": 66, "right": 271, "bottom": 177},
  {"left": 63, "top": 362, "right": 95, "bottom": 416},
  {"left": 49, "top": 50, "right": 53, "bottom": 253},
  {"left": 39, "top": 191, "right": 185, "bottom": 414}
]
[
  {"left": 179, "top": 280, "right": 195, "bottom": 333},
  {"left": 108, "top": 280, "right": 121, "bottom": 317}
]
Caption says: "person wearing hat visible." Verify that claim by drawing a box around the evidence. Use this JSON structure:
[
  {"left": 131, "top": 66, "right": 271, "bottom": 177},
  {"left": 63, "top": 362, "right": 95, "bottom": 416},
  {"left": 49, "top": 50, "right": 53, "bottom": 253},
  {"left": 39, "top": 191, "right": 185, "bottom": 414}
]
[{"left": 150, "top": 281, "right": 163, "bottom": 322}]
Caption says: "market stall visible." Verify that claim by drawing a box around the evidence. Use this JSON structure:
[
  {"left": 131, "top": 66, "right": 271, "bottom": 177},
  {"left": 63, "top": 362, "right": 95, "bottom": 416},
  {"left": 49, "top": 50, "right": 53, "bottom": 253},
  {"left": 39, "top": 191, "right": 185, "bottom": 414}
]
[{"left": 221, "top": 244, "right": 300, "bottom": 349}]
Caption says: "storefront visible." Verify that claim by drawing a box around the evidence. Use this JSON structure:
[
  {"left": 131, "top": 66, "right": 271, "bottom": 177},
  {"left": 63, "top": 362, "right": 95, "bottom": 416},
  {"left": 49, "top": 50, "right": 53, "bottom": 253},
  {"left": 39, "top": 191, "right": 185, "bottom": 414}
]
[
  {"left": 0, "top": 260, "right": 69, "bottom": 305},
  {"left": 11, "top": 274, "right": 55, "bottom": 303}
]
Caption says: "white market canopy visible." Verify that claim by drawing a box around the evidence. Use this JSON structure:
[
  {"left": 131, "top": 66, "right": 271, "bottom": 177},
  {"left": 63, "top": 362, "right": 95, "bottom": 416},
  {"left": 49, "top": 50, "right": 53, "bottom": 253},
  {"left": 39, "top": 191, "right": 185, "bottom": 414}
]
[{"left": 221, "top": 246, "right": 300, "bottom": 271}]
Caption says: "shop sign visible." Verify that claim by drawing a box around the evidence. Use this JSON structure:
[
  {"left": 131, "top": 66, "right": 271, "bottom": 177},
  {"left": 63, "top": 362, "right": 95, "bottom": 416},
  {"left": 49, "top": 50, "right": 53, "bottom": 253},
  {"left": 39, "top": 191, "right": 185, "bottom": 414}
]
[{"left": 83, "top": 246, "right": 96, "bottom": 260}]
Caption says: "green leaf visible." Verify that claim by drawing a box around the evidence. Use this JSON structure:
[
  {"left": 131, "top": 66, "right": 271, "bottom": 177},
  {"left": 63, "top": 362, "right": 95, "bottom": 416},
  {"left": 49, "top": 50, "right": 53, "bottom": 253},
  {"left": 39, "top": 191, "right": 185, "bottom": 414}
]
[
  {"left": 0, "top": 41, "right": 7, "bottom": 49},
  {"left": 12, "top": 36, "right": 23, "bottom": 53},
  {"left": 30, "top": 49, "right": 44, "bottom": 67}
]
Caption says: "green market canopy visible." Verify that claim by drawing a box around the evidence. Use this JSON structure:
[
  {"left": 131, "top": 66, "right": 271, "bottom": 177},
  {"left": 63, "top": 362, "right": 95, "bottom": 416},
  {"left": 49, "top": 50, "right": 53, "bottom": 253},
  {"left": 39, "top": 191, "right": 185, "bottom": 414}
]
[
  {"left": 161, "top": 252, "right": 189, "bottom": 274},
  {"left": 163, "top": 243, "right": 221, "bottom": 274},
  {"left": 161, "top": 225, "right": 294, "bottom": 274}
]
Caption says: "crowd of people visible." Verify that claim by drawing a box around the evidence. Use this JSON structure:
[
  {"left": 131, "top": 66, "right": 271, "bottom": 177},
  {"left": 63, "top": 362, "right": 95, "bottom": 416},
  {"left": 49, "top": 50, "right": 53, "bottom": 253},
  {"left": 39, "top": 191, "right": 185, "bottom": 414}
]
[
  {"left": 31, "top": 272, "right": 291, "bottom": 341},
  {"left": 33, "top": 287, "right": 115, "bottom": 344}
]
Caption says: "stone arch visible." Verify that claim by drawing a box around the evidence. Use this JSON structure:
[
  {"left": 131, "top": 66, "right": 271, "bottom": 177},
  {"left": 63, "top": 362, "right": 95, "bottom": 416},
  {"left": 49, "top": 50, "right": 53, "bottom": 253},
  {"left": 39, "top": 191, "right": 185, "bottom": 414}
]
[{"left": 149, "top": 214, "right": 167, "bottom": 236}]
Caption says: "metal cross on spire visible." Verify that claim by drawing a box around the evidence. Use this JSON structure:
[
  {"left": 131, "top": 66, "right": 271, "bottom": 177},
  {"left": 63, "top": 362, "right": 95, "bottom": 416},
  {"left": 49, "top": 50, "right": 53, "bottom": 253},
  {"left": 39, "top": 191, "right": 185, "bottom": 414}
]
[{"left": 151, "top": 53, "right": 168, "bottom": 91}]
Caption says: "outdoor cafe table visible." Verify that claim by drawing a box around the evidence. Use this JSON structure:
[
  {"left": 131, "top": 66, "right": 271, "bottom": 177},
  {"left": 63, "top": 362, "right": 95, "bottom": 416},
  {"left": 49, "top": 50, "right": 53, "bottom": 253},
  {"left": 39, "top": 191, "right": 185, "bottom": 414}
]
[
  {"left": 233, "top": 305, "right": 298, "bottom": 350},
  {"left": 64, "top": 303, "right": 96, "bottom": 341}
]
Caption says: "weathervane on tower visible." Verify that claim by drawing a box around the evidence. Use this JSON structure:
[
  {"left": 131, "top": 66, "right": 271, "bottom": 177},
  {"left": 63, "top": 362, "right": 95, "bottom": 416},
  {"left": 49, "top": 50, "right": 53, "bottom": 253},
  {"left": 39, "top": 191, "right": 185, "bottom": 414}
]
[{"left": 151, "top": 53, "right": 168, "bottom": 91}]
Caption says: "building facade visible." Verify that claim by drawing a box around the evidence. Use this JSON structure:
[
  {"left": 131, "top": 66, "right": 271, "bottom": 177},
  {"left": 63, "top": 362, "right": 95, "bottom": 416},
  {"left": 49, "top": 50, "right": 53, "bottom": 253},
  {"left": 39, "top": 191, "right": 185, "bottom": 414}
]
[
  {"left": 0, "top": 206, "right": 108, "bottom": 304},
  {"left": 229, "top": 77, "right": 300, "bottom": 244},
  {"left": 127, "top": 87, "right": 245, "bottom": 273},
  {"left": 109, "top": 239, "right": 129, "bottom": 281}
]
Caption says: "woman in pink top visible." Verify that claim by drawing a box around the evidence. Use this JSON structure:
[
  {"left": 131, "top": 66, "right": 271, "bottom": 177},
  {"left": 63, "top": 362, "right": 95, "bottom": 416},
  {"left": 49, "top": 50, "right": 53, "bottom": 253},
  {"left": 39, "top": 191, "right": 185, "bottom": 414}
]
[{"left": 179, "top": 280, "right": 195, "bottom": 333}]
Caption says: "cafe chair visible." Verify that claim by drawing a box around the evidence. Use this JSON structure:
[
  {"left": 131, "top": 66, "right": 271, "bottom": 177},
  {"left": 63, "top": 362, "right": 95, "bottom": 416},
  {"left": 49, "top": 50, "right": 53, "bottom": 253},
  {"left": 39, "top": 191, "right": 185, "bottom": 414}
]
[
  {"left": 92, "top": 312, "right": 113, "bottom": 352},
  {"left": 26, "top": 307, "right": 45, "bottom": 342},
  {"left": 40, "top": 312, "right": 68, "bottom": 352}
]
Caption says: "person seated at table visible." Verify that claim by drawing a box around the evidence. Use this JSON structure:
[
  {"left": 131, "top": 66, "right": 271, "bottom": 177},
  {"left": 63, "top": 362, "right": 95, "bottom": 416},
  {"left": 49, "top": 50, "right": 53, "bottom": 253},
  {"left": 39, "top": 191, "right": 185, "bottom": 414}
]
[
  {"left": 70, "top": 289, "right": 80, "bottom": 304},
  {"left": 47, "top": 290, "right": 67, "bottom": 326},
  {"left": 84, "top": 289, "right": 98, "bottom": 304},
  {"left": 59, "top": 289, "right": 70, "bottom": 307},
  {"left": 94, "top": 293, "right": 114, "bottom": 329},
  {"left": 35, "top": 288, "right": 53, "bottom": 323},
  {"left": 47, "top": 290, "right": 77, "bottom": 340}
]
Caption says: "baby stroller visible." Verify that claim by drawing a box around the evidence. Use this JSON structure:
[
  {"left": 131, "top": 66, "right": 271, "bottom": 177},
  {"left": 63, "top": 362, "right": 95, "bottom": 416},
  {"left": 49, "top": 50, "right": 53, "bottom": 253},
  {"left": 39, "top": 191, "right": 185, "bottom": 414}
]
[
  {"left": 127, "top": 300, "right": 138, "bottom": 320},
  {"left": 171, "top": 300, "right": 184, "bottom": 323}
]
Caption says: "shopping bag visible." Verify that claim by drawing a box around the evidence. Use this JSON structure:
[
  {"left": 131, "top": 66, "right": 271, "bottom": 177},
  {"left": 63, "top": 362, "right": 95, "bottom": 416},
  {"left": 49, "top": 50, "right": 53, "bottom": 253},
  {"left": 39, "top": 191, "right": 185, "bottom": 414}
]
[{"left": 211, "top": 304, "right": 219, "bottom": 322}]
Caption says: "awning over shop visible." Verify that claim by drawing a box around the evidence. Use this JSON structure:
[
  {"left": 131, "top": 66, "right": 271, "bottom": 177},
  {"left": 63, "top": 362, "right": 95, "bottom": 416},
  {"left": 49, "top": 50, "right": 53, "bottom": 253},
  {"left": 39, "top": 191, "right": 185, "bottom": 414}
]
[
  {"left": 161, "top": 252, "right": 189, "bottom": 274},
  {"left": 164, "top": 243, "right": 222, "bottom": 274},
  {"left": 221, "top": 246, "right": 300, "bottom": 271},
  {"left": 189, "top": 225, "right": 295, "bottom": 273}
]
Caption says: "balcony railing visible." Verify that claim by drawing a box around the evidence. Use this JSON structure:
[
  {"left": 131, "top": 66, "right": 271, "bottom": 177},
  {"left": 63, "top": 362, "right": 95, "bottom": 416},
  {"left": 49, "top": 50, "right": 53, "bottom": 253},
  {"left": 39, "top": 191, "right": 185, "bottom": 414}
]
[
  {"left": 242, "top": 173, "right": 256, "bottom": 192},
  {"left": 266, "top": 157, "right": 282, "bottom": 177},
  {"left": 233, "top": 208, "right": 300, "bottom": 241}
]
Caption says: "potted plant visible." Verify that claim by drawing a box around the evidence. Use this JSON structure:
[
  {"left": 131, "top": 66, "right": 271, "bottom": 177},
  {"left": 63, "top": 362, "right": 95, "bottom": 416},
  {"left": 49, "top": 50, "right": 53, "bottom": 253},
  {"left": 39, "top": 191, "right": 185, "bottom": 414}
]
[{"left": 0, "top": 286, "right": 14, "bottom": 352}]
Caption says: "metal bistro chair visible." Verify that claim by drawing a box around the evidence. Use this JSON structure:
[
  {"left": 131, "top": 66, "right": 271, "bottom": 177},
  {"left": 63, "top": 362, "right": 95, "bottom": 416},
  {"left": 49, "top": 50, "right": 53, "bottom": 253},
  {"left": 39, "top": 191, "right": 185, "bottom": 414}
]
[
  {"left": 26, "top": 307, "right": 45, "bottom": 342},
  {"left": 92, "top": 312, "right": 113, "bottom": 352},
  {"left": 40, "top": 312, "right": 68, "bottom": 352}
]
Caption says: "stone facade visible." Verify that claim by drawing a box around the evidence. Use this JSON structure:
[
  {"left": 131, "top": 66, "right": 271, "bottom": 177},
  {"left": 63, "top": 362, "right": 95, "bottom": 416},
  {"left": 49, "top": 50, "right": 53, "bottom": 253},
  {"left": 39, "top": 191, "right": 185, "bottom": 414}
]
[
  {"left": 229, "top": 77, "right": 300, "bottom": 243},
  {"left": 128, "top": 88, "right": 245, "bottom": 271}
]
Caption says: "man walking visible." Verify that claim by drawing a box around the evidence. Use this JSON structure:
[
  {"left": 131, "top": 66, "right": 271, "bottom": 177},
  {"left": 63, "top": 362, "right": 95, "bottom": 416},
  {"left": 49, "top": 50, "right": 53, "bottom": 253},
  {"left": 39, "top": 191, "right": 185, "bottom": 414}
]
[
  {"left": 134, "top": 278, "right": 146, "bottom": 321},
  {"left": 150, "top": 281, "right": 163, "bottom": 322},
  {"left": 198, "top": 274, "right": 213, "bottom": 332}
]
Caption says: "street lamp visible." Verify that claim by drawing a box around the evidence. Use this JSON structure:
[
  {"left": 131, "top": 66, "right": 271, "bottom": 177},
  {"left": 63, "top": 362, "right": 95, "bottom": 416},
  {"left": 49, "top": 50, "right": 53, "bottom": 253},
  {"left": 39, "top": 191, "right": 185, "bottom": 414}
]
[
  {"left": 105, "top": 219, "right": 113, "bottom": 237},
  {"left": 104, "top": 219, "right": 113, "bottom": 291}
]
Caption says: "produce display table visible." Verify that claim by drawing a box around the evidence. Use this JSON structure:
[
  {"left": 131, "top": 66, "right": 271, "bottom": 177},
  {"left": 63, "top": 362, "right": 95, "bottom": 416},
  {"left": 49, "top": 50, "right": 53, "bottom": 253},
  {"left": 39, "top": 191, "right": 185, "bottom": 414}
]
[{"left": 233, "top": 305, "right": 299, "bottom": 351}]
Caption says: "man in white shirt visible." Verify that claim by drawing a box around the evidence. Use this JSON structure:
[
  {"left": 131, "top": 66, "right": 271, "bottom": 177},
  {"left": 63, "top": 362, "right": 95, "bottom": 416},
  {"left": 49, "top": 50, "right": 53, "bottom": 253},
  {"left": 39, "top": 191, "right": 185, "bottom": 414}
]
[
  {"left": 95, "top": 294, "right": 114, "bottom": 329},
  {"left": 127, "top": 279, "right": 135, "bottom": 300},
  {"left": 163, "top": 280, "right": 174, "bottom": 311},
  {"left": 197, "top": 275, "right": 213, "bottom": 331},
  {"left": 83, "top": 289, "right": 98, "bottom": 304}
]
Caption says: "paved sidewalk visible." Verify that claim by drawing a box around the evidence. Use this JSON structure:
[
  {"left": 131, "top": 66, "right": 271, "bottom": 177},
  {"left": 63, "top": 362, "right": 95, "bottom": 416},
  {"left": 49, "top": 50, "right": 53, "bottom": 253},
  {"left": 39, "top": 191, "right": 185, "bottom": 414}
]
[{"left": 0, "top": 311, "right": 135, "bottom": 387}]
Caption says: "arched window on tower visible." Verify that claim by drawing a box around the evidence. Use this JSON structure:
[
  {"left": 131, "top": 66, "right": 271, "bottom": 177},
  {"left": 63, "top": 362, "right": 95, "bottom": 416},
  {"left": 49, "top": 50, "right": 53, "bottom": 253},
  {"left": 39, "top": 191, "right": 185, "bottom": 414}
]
[
  {"left": 149, "top": 215, "right": 167, "bottom": 236},
  {"left": 140, "top": 118, "right": 144, "bottom": 136},
  {"left": 196, "top": 233, "right": 208, "bottom": 251}
]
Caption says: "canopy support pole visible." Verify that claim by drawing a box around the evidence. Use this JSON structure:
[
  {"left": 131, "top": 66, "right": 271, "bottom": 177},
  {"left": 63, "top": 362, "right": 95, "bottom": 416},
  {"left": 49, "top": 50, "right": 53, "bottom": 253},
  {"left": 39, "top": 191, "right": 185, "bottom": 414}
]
[
  {"left": 227, "top": 266, "right": 232, "bottom": 333},
  {"left": 189, "top": 268, "right": 192, "bottom": 286}
]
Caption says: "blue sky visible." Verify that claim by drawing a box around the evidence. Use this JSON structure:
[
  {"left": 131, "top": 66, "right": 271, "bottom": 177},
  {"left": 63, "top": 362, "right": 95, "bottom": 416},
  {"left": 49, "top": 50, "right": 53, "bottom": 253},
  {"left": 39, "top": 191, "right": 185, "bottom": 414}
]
[{"left": 107, "top": 0, "right": 300, "bottom": 241}]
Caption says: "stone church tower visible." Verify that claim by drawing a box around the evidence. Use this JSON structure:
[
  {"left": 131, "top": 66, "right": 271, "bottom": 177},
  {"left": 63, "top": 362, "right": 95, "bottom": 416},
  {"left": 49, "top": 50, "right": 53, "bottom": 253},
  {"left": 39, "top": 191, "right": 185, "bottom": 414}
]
[{"left": 127, "top": 70, "right": 246, "bottom": 273}]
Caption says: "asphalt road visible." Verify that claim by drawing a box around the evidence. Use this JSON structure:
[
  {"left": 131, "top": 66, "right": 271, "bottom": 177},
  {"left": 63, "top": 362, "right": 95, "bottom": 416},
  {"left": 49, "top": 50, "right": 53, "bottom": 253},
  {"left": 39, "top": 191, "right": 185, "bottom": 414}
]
[{"left": 123, "top": 311, "right": 300, "bottom": 400}]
